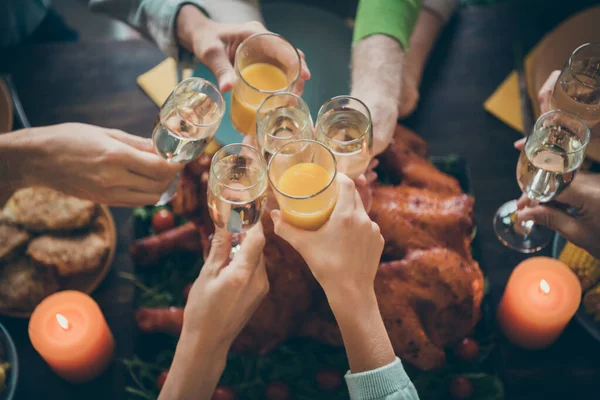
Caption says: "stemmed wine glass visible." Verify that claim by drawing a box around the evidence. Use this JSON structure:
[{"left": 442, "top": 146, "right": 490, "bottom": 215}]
[
  {"left": 207, "top": 144, "right": 268, "bottom": 256},
  {"left": 152, "top": 78, "right": 225, "bottom": 205},
  {"left": 315, "top": 96, "right": 372, "bottom": 179},
  {"left": 256, "top": 92, "right": 313, "bottom": 162},
  {"left": 230, "top": 33, "right": 301, "bottom": 135},
  {"left": 494, "top": 110, "right": 590, "bottom": 252},
  {"left": 551, "top": 42, "right": 600, "bottom": 128}
]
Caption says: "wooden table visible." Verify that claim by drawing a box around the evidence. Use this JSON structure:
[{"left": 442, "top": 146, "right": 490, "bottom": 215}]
[{"left": 2, "top": 1, "right": 600, "bottom": 399}]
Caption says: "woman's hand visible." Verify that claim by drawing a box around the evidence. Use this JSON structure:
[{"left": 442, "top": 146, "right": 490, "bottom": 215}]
[
  {"left": 183, "top": 224, "right": 268, "bottom": 348},
  {"left": 517, "top": 173, "right": 600, "bottom": 259},
  {"left": 1, "top": 123, "right": 181, "bottom": 206},
  {"left": 159, "top": 224, "right": 268, "bottom": 400},
  {"left": 176, "top": 5, "right": 310, "bottom": 93},
  {"left": 270, "top": 174, "right": 383, "bottom": 299}
]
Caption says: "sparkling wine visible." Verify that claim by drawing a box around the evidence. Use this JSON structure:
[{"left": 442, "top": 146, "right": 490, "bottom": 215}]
[
  {"left": 208, "top": 155, "right": 267, "bottom": 233},
  {"left": 257, "top": 107, "right": 311, "bottom": 161},
  {"left": 153, "top": 92, "right": 222, "bottom": 164},
  {"left": 551, "top": 59, "right": 600, "bottom": 128},
  {"left": 517, "top": 126, "right": 585, "bottom": 202},
  {"left": 317, "top": 108, "right": 371, "bottom": 179}
]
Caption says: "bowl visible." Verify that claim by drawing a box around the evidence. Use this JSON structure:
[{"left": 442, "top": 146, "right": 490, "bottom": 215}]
[{"left": 0, "top": 323, "right": 18, "bottom": 400}]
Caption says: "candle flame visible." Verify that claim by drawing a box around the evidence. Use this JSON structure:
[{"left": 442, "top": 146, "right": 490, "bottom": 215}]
[
  {"left": 56, "top": 313, "right": 70, "bottom": 330},
  {"left": 540, "top": 279, "right": 550, "bottom": 295}
]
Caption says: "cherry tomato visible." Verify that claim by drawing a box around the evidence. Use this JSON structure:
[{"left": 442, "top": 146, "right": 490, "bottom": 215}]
[
  {"left": 156, "top": 370, "right": 169, "bottom": 390},
  {"left": 182, "top": 283, "right": 193, "bottom": 302},
  {"left": 211, "top": 386, "right": 237, "bottom": 400},
  {"left": 316, "top": 369, "right": 343, "bottom": 392},
  {"left": 265, "top": 381, "right": 290, "bottom": 400},
  {"left": 449, "top": 376, "right": 473, "bottom": 399},
  {"left": 152, "top": 209, "right": 175, "bottom": 233},
  {"left": 454, "top": 338, "right": 480, "bottom": 362}
]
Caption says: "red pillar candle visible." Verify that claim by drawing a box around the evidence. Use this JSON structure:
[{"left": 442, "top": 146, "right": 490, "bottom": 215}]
[
  {"left": 497, "top": 257, "right": 581, "bottom": 349},
  {"left": 28, "top": 291, "right": 115, "bottom": 383}
]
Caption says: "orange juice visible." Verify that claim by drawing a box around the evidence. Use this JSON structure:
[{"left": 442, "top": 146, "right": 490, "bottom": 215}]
[
  {"left": 277, "top": 163, "right": 337, "bottom": 230},
  {"left": 231, "top": 63, "right": 289, "bottom": 134}
]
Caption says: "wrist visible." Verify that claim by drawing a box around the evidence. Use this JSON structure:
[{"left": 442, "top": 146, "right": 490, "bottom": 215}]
[
  {"left": 175, "top": 4, "right": 214, "bottom": 53},
  {"left": 0, "top": 129, "right": 40, "bottom": 190},
  {"left": 326, "top": 283, "right": 378, "bottom": 319}
]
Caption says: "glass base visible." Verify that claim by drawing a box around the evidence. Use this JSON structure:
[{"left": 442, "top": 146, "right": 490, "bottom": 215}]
[
  {"left": 156, "top": 173, "right": 181, "bottom": 206},
  {"left": 493, "top": 199, "right": 553, "bottom": 253}
]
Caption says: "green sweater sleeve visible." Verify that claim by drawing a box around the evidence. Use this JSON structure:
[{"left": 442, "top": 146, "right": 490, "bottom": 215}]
[{"left": 353, "top": 0, "right": 423, "bottom": 50}]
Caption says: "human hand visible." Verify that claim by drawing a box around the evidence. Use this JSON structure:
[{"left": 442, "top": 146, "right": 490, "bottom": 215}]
[
  {"left": 354, "top": 158, "right": 379, "bottom": 213},
  {"left": 13, "top": 123, "right": 181, "bottom": 206},
  {"left": 176, "top": 5, "right": 310, "bottom": 93},
  {"left": 516, "top": 173, "right": 600, "bottom": 259},
  {"left": 270, "top": 174, "right": 384, "bottom": 299},
  {"left": 537, "top": 70, "right": 561, "bottom": 114},
  {"left": 183, "top": 224, "right": 269, "bottom": 350}
]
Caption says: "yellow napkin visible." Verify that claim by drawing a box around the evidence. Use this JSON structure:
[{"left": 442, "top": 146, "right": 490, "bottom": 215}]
[
  {"left": 136, "top": 58, "right": 179, "bottom": 107},
  {"left": 484, "top": 72, "right": 524, "bottom": 133}
]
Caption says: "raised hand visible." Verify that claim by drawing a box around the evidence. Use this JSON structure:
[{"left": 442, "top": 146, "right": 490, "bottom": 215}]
[
  {"left": 176, "top": 5, "right": 310, "bottom": 93},
  {"left": 517, "top": 173, "right": 600, "bottom": 259}
]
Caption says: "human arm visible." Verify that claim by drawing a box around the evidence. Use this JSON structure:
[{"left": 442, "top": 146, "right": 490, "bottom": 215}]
[
  {"left": 271, "top": 175, "right": 419, "bottom": 399},
  {"left": 0, "top": 123, "right": 180, "bottom": 207},
  {"left": 351, "top": 0, "right": 457, "bottom": 156},
  {"left": 88, "top": 0, "right": 309, "bottom": 92},
  {"left": 158, "top": 224, "right": 268, "bottom": 400}
]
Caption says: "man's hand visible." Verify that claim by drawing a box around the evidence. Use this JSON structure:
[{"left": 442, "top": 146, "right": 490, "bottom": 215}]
[
  {"left": 1, "top": 123, "right": 181, "bottom": 206},
  {"left": 176, "top": 5, "right": 310, "bottom": 93}
]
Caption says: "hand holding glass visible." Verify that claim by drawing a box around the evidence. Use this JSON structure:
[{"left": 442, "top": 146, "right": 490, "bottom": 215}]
[
  {"left": 207, "top": 144, "right": 267, "bottom": 256},
  {"left": 494, "top": 110, "right": 590, "bottom": 252},
  {"left": 152, "top": 78, "right": 225, "bottom": 205}
]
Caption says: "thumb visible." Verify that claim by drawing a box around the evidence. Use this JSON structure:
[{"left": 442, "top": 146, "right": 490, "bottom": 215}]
[
  {"left": 206, "top": 226, "right": 233, "bottom": 268},
  {"left": 270, "top": 209, "right": 305, "bottom": 250},
  {"left": 517, "top": 205, "right": 581, "bottom": 241},
  {"left": 198, "top": 43, "right": 235, "bottom": 92}
]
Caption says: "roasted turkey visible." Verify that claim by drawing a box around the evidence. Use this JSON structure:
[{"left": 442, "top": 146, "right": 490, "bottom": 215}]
[{"left": 148, "top": 125, "right": 484, "bottom": 371}]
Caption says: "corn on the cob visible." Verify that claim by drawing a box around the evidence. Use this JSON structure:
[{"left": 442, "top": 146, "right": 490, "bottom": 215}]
[
  {"left": 583, "top": 283, "right": 600, "bottom": 321},
  {"left": 559, "top": 241, "right": 600, "bottom": 291}
]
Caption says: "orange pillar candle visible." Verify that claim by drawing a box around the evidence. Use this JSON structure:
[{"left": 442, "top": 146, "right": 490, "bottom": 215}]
[
  {"left": 497, "top": 257, "right": 581, "bottom": 349},
  {"left": 28, "top": 291, "right": 115, "bottom": 383}
]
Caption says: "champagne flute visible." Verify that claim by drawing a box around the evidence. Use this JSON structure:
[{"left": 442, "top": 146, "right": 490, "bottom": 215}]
[
  {"left": 315, "top": 96, "right": 373, "bottom": 179},
  {"left": 268, "top": 139, "right": 338, "bottom": 231},
  {"left": 153, "top": 78, "right": 225, "bottom": 205},
  {"left": 256, "top": 92, "right": 313, "bottom": 162},
  {"left": 207, "top": 144, "right": 267, "bottom": 255},
  {"left": 230, "top": 33, "right": 301, "bottom": 135},
  {"left": 494, "top": 110, "right": 590, "bottom": 252},
  {"left": 551, "top": 43, "right": 600, "bottom": 128}
]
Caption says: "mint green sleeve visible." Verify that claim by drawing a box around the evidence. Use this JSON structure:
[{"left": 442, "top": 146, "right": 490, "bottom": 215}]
[
  {"left": 345, "top": 358, "right": 420, "bottom": 400},
  {"left": 353, "top": 0, "right": 423, "bottom": 50}
]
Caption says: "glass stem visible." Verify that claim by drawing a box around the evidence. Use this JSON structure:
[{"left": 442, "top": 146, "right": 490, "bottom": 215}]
[{"left": 229, "top": 232, "right": 245, "bottom": 259}]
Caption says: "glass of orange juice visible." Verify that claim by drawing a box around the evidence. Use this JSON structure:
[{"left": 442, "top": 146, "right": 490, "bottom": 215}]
[
  {"left": 256, "top": 92, "right": 313, "bottom": 162},
  {"left": 268, "top": 139, "right": 338, "bottom": 231},
  {"left": 231, "top": 33, "right": 301, "bottom": 135}
]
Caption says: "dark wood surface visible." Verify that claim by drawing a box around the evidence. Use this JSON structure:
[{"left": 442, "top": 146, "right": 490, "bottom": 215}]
[{"left": 2, "top": 1, "right": 600, "bottom": 399}]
